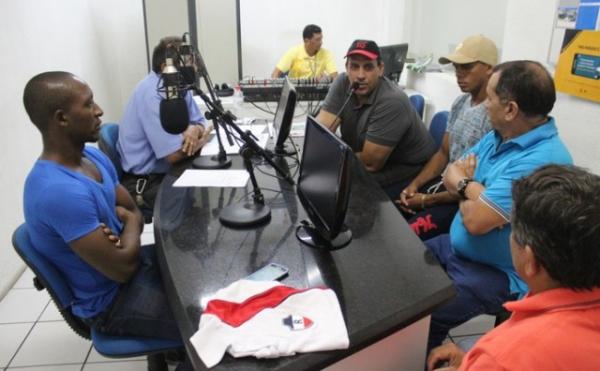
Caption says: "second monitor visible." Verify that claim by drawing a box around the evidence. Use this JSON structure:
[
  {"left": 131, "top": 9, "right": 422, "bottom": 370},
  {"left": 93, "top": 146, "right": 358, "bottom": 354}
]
[
  {"left": 272, "top": 77, "right": 297, "bottom": 155},
  {"left": 380, "top": 43, "right": 409, "bottom": 82}
]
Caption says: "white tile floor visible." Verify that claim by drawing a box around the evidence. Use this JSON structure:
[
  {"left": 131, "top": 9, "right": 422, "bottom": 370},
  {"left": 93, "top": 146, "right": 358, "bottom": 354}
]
[{"left": 1, "top": 223, "right": 493, "bottom": 370}]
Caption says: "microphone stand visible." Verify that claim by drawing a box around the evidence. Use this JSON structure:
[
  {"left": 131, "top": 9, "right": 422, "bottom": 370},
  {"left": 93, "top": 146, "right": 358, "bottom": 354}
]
[
  {"left": 191, "top": 54, "right": 232, "bottom": 169},
  {"left": 194, "top": 87, "right": 295, "bottom": 228}
]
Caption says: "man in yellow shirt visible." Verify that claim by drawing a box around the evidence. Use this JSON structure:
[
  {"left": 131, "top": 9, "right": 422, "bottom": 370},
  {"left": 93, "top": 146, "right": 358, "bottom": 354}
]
[{"left": 271, "top": 24, "right": 338, "bottom": 80}]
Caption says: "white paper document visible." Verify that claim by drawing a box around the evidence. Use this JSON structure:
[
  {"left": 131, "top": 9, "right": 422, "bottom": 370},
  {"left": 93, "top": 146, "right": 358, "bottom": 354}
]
[
  {"left": 200, "top": 125, "right": 269, "bottom": 156},
  {"left": 173, "top": 170, "right": 249, "bottom": 188},
  {"left": 289, "top": 121, "right": 306, "bottom": 138}
]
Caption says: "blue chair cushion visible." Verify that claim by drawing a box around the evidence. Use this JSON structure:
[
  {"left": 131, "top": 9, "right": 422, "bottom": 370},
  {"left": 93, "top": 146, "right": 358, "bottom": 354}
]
[{"left": 92, "top": 328, "right": 182, "bottom": 357}]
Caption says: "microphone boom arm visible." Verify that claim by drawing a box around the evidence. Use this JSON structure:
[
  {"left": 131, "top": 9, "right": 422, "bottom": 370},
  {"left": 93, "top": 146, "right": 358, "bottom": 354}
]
[{"left": 193, "top": 87, "right": 295, "bottom": 186}]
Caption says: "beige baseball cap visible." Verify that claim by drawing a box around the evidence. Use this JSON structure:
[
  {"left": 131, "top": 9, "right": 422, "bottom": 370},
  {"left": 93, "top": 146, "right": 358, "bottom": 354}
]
[{"left": 439, "top": 34, "right": 498, "bottom": 66}]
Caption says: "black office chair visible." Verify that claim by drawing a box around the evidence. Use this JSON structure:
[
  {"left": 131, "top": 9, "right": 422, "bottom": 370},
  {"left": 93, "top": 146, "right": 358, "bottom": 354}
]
[{"left": 12, "top": 223, "right": 182, "bottom": 370}]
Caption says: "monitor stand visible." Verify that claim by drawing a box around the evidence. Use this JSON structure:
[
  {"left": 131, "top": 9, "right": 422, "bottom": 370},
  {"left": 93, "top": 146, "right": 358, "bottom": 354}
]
[
  {"left": 219, "top": 202, "right": 271, "bottom": 228},
  {"left": 296, "top": 221, "right": 352, "bottom": 250}
]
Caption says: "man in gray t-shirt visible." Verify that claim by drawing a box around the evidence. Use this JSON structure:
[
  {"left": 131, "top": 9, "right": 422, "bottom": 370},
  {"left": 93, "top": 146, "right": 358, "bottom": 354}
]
[
  {"left": 397, "top": 34, "right": 498, "bottom": 241},
  {"left": 317, "top": 39, "right": 436, "bottom": 199}
]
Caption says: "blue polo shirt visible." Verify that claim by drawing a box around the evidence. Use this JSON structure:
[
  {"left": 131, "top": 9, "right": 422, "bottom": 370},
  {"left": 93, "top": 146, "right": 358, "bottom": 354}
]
[
  {"left": 450, "top": 117, "right": 572, "bottom": 296},
  {"left": 117, "top": 71, "right": 205, "bottom": 175}
]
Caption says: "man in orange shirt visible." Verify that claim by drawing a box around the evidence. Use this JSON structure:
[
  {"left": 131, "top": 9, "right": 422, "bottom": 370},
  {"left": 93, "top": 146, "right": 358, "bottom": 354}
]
[{"left": 427, "top": 164, "right": 600, "bottom": 370}]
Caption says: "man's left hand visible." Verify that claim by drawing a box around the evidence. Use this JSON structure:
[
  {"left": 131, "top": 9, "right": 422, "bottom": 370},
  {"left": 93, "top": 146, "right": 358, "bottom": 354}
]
[
  {"left": 444, "top": 154, "right": 477, "bottom": 196},
  {"left": 426, "top": 343, "right": 465, "bottom": 371}
]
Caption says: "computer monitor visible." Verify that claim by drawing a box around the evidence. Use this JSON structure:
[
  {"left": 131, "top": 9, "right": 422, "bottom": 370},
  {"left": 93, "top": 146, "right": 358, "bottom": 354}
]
[
  {"left": 296, "top": 116, "right": 353, "bottom": 249},
  {"left": 272, "top": 77, "right": 297, "bottom": 155},
  {"left": 380, "top": 43, "right": 409, "bottom": 82}
]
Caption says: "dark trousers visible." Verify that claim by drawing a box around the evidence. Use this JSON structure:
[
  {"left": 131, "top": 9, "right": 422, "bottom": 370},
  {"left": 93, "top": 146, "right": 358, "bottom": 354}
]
[
  {"left": 423, "top": 234, "right": 513, "bottom": 355},
  {"left": 407, "top": 203, "right": 458, "bottom": 241},
  {"left": 93, "top": 245, "right": 181, "bottom": 339},
  {"left": 89, "top": 246, "right": 193, "bottom": 370},
  {"left": 400, "top": 177, "right": 459, "bottom": 241}
]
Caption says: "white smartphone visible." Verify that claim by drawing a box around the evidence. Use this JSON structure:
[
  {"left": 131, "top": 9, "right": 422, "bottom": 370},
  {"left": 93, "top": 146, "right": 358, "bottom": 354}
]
[{"left": 246, "top": 263, "right": 289, "bottom": 281}]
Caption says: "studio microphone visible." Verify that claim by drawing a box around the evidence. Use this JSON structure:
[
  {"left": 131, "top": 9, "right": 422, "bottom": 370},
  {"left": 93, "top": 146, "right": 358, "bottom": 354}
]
[
  {"left": 159, "top": 57, "right": 189, "bottom": 134},
  {"left": 179, "top": 38, "right": 197, "bottom": 86},
  {"left": 333, "top": 81, "right": 360, "bottom": 124}
]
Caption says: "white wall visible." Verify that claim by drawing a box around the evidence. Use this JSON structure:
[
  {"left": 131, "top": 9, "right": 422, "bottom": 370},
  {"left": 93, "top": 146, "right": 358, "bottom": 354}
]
[
  {"left": 197, "top": 0, "right": 239, "bottom": 85},
  {"left": 407, "top": 0, "right": 508, "bottom": 61},
  {"left": 0, "top": 0, "right": 146, "bottom": 297},
  {"left": 145, "top": 0, "right": 189, "bottom": 65}
]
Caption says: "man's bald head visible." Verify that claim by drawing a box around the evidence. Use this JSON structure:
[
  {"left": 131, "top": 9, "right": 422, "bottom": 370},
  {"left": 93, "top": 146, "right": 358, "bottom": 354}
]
[{"left": 23, "top": 71, "right": 83, "bottom": 132}]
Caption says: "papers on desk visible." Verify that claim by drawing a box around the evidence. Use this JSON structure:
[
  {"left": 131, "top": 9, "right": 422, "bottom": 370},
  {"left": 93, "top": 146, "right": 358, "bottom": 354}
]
[
  {"left": 173, "top": 169, "right": 249, "bottom": 188},
  {"left": 289, "top": 121, "right": 306, "bottom": 138},
  {"left": 200, "top": 125, "right": 269, "bottom": 156}
]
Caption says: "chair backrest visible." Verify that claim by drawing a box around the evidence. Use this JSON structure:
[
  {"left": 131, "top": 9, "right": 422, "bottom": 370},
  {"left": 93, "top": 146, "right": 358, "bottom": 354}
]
[
  {"left": 409, "top": 94, "right": 425, "bottom": 119},
  {"left": 12, "top": 223, "right": 91, "bottom": 339},
  {"left": 98, "top": 123, "right": 123, "bottom": 178},
  {"left": 429, "top": 111, "right": 449, "bottom": 150},
  {"left": 12, "top": 224, "right": 183, "bottom": 358}
]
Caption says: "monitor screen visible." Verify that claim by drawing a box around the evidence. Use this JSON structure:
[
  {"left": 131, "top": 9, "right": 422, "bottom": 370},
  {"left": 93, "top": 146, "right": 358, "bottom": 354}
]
[
  {"left": 296, "top": 116, "right": 353, "bottom": 249},
  {"left": 380, "top": 43, "right": 409, "bottom": 82},
  {"left": 272, "top": 77, "right": 297, "bottom": 154}
]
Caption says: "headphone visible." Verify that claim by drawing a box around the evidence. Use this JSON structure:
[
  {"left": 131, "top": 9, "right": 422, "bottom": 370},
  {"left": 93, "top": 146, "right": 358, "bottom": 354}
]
[{"left": 214, "top": 83, "right": 234, "bottom": 97}]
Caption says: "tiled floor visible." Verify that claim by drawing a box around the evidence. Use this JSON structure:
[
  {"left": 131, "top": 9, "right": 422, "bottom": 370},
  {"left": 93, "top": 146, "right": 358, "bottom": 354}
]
[
  {"left": 1, "top": 223, "right": 493, "bottom": 370},
  {"left": 0, "top": 226, "right": 155, "bottom": 371}
]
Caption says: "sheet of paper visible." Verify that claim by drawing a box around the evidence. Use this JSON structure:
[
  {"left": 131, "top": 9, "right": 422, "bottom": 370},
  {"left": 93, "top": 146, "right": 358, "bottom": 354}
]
[
  {"left": 200, "top": 125, "right": 269, "bottom": 156},
  {"left": 173, "top": 169, "right": 249, "bottom": 188},
  {"left": 289, "top": 121, "right": 306, "bottom": 138}
]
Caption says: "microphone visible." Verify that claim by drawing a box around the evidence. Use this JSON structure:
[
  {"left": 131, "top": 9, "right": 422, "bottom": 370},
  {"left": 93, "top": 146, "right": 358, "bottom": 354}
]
[
  {"left": 179, "top": 37, "right": 197, "bottom": 86},
  {"left": 333, "top": 81, "right": 359, "bottom": 124},
  {"left": 159, "top": 57, "right": 189, "bottom": 134}
]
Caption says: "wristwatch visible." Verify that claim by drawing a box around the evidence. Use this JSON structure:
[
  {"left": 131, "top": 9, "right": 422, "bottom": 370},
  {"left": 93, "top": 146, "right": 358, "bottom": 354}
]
[{"left": 457, "top": 178, "right": 474, "bottom": 199}]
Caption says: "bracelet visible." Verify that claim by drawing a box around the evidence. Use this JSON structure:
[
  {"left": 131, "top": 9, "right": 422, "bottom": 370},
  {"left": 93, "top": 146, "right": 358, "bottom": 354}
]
[{"left": 421, "top": 194, "right": 427, "bottom": 209}]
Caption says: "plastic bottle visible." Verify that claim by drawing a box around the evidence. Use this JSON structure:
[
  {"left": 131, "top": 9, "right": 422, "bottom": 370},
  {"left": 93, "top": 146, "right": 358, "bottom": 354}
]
[{"left": 232, "top": 84, "right": 244, "bottom": 116}]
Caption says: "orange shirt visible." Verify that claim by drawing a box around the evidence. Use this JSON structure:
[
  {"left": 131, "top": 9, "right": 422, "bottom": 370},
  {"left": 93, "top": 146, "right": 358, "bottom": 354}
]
[{"left": 460, "top": 287, "right": 600, "bottom": 370}]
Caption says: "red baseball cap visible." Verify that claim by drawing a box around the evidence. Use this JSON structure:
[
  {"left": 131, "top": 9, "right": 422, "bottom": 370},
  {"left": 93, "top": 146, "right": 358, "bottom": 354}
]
[{"left": 345, "top": 39, "right": 380, "bottom": 60}]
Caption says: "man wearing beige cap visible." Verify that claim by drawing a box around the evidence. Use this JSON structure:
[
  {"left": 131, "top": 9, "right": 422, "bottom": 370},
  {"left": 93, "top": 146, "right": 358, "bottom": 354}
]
[{"left": 397, "top": 34, "right": 498, "bottom": 241}]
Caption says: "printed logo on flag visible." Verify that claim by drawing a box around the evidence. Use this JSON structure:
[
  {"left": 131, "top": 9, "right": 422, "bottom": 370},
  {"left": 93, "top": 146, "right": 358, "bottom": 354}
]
[{"left": 283, "top": 314, "right": 313, "bottom": 331}]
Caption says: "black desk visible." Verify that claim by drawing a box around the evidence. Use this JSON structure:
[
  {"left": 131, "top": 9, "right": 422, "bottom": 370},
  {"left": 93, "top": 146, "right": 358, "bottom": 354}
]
[{"left": 154, "top": 147, "right": 454, "bottom": 370}]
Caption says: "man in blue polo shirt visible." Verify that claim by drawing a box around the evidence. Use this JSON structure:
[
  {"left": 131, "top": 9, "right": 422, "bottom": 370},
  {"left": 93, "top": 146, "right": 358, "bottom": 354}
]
[
  {"left": 424, "top": 60, "right": 573, "bottom": 355},
  {"left": 118, "top": 36, "right": 211, "bottom": 214}
]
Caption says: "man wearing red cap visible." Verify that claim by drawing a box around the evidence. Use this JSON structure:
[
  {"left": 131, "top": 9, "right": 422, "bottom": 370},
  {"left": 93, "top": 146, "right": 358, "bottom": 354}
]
[{"left": 317, "top": 39, "right": 436, "bottom": 198}]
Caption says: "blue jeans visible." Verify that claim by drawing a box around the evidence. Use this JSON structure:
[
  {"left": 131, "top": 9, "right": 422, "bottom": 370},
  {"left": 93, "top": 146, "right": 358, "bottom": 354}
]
[
  {"left": 94, "top": 245, "right": 181, "bottom": 340},
  {"left": 424, "top": 234, "right": 513, "bottom": 354}
]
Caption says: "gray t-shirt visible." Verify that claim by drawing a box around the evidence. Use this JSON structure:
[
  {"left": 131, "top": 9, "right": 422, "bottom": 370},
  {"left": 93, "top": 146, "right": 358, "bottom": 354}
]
[
  {"left": 446, "top": 94, "right": 492, "bottom": 163},
  {"left": 322, "top": 73, "right": 436, "bottom": 186}
]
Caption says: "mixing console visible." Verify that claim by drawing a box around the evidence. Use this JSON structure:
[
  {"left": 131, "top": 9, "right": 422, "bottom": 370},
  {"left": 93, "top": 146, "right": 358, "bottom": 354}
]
[{"left": 239, "top": 77, "right": 332, "bottom": 102}]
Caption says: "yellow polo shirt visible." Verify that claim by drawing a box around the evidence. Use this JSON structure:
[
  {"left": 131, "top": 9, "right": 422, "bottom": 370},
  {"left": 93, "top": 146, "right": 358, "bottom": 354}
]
[{"left": 275, "top": 44, "right": 337, "bottom": 78}]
